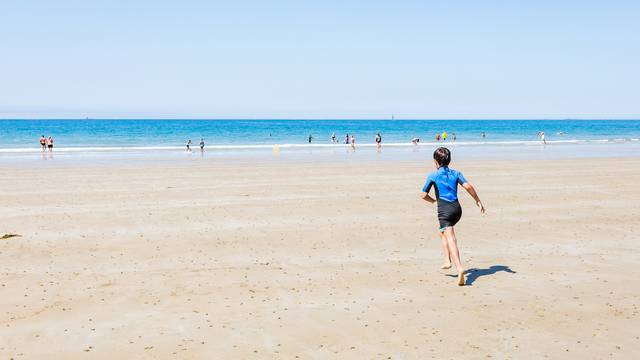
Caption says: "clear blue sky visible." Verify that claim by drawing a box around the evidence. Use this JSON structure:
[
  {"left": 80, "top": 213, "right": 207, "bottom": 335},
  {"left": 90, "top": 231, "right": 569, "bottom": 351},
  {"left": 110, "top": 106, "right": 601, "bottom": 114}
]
[{"left": 1, "top": 0, "right": 638, "bottom": 119}]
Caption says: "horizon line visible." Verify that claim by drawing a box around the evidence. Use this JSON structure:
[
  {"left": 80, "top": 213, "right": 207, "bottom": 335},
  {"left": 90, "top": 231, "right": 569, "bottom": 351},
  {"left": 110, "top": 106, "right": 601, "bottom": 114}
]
[{"left": 1, "top": 118, "right": 639, "bottom": 121}]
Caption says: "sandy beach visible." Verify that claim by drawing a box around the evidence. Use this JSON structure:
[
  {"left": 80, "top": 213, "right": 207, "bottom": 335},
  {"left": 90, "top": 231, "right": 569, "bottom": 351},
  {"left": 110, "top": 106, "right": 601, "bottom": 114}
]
[{"left": 1, "top": 156, "right": 639, "bottom": 359}]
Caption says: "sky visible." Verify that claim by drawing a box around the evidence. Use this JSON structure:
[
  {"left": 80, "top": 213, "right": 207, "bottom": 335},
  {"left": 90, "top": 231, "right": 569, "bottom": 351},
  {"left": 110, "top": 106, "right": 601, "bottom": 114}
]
[{"left": 1, "top": 0, "right": 638, "bottom": 119}]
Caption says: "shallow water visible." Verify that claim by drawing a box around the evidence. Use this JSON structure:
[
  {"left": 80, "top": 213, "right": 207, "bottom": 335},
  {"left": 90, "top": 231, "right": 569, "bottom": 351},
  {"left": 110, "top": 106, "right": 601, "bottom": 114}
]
[{"left": 1, "top": 119, "right": 639, "bottom": 151}]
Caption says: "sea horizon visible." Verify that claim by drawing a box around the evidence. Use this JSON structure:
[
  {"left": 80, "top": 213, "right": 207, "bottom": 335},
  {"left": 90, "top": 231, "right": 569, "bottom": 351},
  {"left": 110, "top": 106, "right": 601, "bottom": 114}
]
[{"left": 2, "top": 118, "right": 639, "bottom": 121}]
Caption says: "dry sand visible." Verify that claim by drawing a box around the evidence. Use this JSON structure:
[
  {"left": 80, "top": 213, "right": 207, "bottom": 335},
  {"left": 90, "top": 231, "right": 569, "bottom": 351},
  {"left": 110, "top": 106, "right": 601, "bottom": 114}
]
[{"left": 1, "top": 157, "right": 639, "bottom": 359}]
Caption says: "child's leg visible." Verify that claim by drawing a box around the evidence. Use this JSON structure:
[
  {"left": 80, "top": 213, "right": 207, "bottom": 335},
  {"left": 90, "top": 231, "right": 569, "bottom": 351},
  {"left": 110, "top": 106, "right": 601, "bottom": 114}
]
[
  {"left": 443, "top": 227, "right": 465, "bottom": 285},
  {"left": 439, "top": 231, "right": 451, "bottom": 269}
]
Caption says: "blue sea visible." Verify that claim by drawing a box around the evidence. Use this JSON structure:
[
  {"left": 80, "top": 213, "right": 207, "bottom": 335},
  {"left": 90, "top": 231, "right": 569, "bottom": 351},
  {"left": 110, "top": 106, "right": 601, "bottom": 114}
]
[{"left": 0, "top": 119, "right": 639, "bottom": 152}]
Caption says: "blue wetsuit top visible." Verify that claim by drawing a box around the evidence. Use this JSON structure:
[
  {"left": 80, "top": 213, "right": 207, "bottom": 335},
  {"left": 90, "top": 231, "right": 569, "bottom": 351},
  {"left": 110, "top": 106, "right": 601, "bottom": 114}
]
[{"left": 422, "top": 167, "right": 467, "bottom": 202}]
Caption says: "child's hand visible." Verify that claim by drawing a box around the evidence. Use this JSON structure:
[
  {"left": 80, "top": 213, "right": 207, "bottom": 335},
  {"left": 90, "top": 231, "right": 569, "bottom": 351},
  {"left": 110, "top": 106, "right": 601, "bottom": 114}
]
[{"left": 476, "top": 201, "right": 486, "bottom": 214}]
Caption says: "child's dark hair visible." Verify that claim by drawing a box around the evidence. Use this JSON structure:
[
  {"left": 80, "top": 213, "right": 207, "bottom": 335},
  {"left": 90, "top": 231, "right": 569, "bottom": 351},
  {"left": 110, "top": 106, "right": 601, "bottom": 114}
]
[{"left": 433, "top": 147, "right": 451, "bottom": 167}]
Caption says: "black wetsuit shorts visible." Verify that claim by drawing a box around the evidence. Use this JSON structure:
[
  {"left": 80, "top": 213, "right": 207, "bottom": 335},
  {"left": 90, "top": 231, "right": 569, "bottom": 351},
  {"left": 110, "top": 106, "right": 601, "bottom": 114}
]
[{"left": 437, "top": 199, "right": 462, "bottom": 230}]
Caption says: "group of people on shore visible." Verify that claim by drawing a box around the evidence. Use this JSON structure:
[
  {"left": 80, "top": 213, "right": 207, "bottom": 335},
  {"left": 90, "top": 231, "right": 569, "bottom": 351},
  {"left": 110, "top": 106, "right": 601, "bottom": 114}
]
[
  {"left": 435, "top": 131, "right": 456, "bottom": 141},
  {"left": 324, "top": 132, "right": 384, "bottom": 149},
  {"left": 316, "top": 131, "right": 459, "bottom": 147},
  {"left": 185, "top": 138, "right": 205, "bottom": 151},
  {"left": 39, "top": 135, "right": 54, "bottom": 151},
  {"left": 35, "top": 130, "right": 552, "bottom": 156}
]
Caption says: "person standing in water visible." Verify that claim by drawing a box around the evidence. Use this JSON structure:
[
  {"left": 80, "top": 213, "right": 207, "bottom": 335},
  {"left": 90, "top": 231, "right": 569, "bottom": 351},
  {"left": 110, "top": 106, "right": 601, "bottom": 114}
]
[
  {"left": 308, "top": 134, "right": 313, "bottom": 143},
  {"left": 199, "top": 138, "right": 205, "bottom": 150},
  {"left": 538, "top": 131, "right": 546, "bottom": 144},
  {"left": 331, "top": 133, "right": 336, "bottom": 143},
  {"left": 452, "top": 133, "right": 457, "bottom": 141},
  {"left": 350, "top": 134, "right": 356, "bottom": 149},
  {"left": 46, "top": 136, "right": 54, "bottom": 151},
  {"left": 375, "top": 133, "right": 382, "bottom": 148},
  {"left": 421, "top": 147, "right": 485, "bottom": 286},
  {"left": 345, "top": 133, "right": 350, "bottom": 144},
  {"left": 442, "top": 131, "right": 448, "bottom": 141},
  {"left": 186, "top": 139, "right": 192, "bottom": 151},
  {"left": 39, "top": 135, "right": 46, "bottom": 151}
]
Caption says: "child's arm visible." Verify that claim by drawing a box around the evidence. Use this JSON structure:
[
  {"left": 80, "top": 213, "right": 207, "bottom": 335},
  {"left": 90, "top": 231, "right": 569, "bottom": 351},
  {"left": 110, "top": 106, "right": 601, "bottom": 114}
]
[
  {"left": 461, "top": 183, "right": 485, "bottom": 213},
  {"left": 420, "top": 191, "right": 436, "bottom": 203}
]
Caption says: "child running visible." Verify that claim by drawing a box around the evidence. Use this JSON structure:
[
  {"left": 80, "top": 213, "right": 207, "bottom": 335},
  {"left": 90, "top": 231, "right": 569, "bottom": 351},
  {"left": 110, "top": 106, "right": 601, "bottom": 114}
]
[{"left": 420, "top": 147, "right": 485, "bottom": 286}]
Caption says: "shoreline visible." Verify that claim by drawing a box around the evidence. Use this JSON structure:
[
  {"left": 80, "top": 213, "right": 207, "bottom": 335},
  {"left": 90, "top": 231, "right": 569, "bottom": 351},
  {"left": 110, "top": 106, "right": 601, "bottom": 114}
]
[
  {"left": 1, "top": 137, "right": 638, "bottom": 153},
  {"left": 1, "top": 140, "right": 638, "bottom": 167}
]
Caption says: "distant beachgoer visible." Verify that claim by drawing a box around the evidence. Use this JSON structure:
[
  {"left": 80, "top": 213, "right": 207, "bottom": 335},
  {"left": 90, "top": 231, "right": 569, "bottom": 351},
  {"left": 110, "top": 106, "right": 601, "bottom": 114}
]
[
  {"left": 186, "top": 139, "right": 192, "bottom": 151},
  {"left": 375, "top": 133, "right": 382, "bottom": 148},
  {"left": 442, "top": 131, "right": 448, "bottom": 141},
  {"left": 538, "top": 131, "right": 546, "bottom": 145},
  {"left": 331, "top": 133, "right": 336, "bottom": 143},
  {"left": 308, "top": 134, "right": 313, "bottom": 143},
  {"left": 411, "top": 137, "right": 420, "bottom": 145},
  {"left": 452, "top": 133, "right": 457, "bottom": 141},
  {"left": 46, "top": 136, "right": 53, "bottom": 151},
  {"left": 199, "top": 138, "right": 205, "bottom": 150},
  {"left": 436, "top": 133, "right": 441, "bottom": 141},
  {"left": 481, "top": 132, "right": 486, "bottom": 138},
  {"left": 39, "top": 135, "right": 46, "bottom": 151},
  {"left": 351, "top": 135, "right": 356, "bottom": 149},
  {"left": 421, "top": 147, "right": 485, "bottom": 286},
  {"left": 345, "top": 133, "right": 350, "bottom": 144}
]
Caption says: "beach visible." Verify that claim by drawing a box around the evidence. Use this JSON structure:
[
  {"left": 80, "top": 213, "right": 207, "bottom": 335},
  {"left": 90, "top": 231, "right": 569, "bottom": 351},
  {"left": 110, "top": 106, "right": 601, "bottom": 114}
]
[{"left": 1, "top": 155, "right": 639, "bottom": 358}]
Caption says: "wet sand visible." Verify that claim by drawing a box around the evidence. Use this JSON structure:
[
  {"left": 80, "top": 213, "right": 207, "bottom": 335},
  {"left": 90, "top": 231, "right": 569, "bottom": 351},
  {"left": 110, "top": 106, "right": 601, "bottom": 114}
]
[{"left": 1, "top": 157, "right": 639, "bottom": 358}]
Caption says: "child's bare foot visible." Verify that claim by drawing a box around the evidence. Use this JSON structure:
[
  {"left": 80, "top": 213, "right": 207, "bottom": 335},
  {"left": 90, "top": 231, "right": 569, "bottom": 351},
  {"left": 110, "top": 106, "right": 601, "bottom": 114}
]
[
  {"left": 441, "top": 263, "right": 452, "bottom": 269},
  {"left": 457, "top": 271, "right": 465, "bottom": 286}
]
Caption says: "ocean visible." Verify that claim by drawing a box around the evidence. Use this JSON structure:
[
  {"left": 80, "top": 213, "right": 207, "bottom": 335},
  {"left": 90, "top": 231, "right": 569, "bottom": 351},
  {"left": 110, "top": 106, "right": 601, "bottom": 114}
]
[{"left": 0, "top": 119, "right": 639, "bottom": 152}]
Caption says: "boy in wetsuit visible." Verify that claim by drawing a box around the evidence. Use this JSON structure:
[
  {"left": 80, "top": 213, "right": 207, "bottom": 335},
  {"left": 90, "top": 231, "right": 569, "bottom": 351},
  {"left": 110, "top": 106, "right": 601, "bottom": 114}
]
[{"left": 420, "top": 147, "right": 485, "bottom": 286}]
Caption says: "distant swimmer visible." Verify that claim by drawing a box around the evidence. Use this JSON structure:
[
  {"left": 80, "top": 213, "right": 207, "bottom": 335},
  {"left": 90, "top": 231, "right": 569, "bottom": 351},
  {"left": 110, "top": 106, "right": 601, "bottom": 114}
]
[
  {"left": 375, "top": 132, "right": 382, "bottom": 148},
  {"left": 39, "top": 135, "right": 46, "bottom": 151},
  {"left": 421, "top": 147, "right": 485, "bottom": 286},
  {"left": 308, "top": 134, "right": 313, "bottom": 143},
  {"left": 351, "top": 134, "right": 356, "bottom": 149},
  {"left": 46, "top": 136, "right": 53, "bottom": 151},
  {"left": 557, "top": 131, "right": 566, "bottom": 136},
  {"left": 331, "top": 133, "right": 336, "bottom": 143},
  {"left": 538, "top": 131, "right": 546, "bottom": 144},
  {"left": 442, "top": 131, "right": 448, "bottom": 141},
  {"left": 481, "top": 132, "right": 486, "bottom": 138},
  {"left": 345, "top": 133, "right": 350, "bottom": 144},
  {"left": 452, "top": 133, "right": 457, "bottom": 141},
  {"left": 186, "top": 139, "right": 192, "bottom": 151},
  {"left": 199, "top": 138, "right": 205, "bottom": 150},
  {"left": 436, "top": 133, "right": 441, "bottom": 141},
  {"left": 412, "top": 137, "right": 420, "bottom": 145}
]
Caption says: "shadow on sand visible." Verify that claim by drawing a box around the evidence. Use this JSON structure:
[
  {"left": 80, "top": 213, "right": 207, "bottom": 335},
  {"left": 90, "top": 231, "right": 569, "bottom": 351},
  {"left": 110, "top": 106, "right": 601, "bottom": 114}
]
[{"left": 447, "top": 265, "right": 516, "bottom": 285}]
